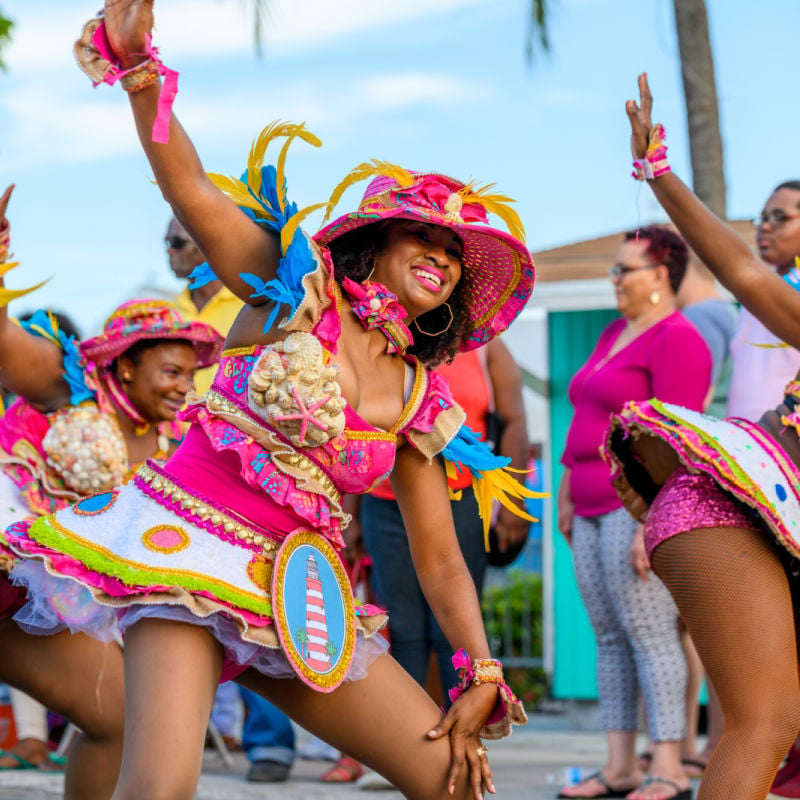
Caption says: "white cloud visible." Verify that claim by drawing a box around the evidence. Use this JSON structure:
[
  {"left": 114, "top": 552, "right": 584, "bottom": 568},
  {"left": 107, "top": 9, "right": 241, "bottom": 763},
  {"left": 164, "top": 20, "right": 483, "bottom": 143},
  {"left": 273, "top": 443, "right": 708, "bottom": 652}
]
[
  {"left": 361, "top": 73, "right": 479, "bottom": 111},
  {"left": 6, "top": 0, "right": 491, "bottom": 69}
]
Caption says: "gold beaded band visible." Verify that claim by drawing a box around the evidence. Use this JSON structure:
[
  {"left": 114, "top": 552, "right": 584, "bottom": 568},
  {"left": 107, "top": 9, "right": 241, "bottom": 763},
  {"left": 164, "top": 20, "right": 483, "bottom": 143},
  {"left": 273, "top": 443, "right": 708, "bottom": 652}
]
[
  {"left": 471, "top": 658, "right": 505, "bottom": 687},
  {"left": 119, "top": 59, "right": 160, "bottom": 94},
  {"left": 0, "top": 221, "right": 10, "bottom": 264},
  {"left": 136, "top": 463, "right": 277, "bottom": 553}
]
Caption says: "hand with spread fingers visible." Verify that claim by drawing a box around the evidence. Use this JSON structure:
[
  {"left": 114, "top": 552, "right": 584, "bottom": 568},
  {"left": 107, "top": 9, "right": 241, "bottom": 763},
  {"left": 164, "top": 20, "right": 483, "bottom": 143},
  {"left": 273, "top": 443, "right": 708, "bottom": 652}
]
[
  {"left": 626, "top": 72, "right": 655, "bottom": 161},
  {"left": 426, "top": 682, "right": 498, "bottom": 798}
]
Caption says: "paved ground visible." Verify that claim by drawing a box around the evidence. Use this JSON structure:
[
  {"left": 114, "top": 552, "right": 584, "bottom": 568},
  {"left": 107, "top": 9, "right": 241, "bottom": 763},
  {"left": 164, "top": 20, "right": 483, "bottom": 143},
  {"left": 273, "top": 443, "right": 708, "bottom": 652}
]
[{"left": 0, "top": 712, "right": 704, "bottom": 799}]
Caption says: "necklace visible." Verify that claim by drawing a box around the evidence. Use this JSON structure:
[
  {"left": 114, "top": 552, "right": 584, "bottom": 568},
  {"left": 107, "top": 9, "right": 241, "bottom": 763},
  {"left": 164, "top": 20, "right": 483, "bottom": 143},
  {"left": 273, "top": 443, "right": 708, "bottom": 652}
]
[
  {"left": 103, "top": 371, "right": 152, "bottom": 436},
  {"left": 341, "top": 277, "right": 414, "bottom": 355}
]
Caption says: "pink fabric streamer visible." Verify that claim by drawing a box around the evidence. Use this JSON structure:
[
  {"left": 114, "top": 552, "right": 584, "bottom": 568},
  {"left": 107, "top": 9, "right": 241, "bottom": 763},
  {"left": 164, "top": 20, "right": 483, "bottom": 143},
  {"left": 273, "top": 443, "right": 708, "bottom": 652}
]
[
  {"left": 448, "top": 647, "right": 518, "bottom": 726},
  {"left": 90, "top": 21, "right": 178, "bottom": 144}
]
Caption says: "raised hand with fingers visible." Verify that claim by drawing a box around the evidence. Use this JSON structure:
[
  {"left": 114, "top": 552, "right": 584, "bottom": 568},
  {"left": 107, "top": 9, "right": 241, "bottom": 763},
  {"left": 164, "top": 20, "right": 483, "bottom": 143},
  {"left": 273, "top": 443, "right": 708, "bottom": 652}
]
[
  {"left": 103, "top": 0, "right": 155, "bottom": 68},
  {"left": 626, "top": 73, "right": 670, "bottom": 181}
]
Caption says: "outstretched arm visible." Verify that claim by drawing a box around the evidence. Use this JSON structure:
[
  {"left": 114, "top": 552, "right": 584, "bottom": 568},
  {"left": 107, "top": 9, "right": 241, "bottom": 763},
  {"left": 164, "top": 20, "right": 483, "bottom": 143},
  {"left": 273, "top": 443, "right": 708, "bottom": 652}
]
[
  {"left": 391, "top": 445, "right": 497, "bottom": 799},
  {"left": 0, "top": 186, "right": 70, "bottom": 410},
  {"left": 102, "top": 0, "right": 281, "bottom": 303},
  {"left": 627, "top": 73, "right": 800, "bottom": 349}
]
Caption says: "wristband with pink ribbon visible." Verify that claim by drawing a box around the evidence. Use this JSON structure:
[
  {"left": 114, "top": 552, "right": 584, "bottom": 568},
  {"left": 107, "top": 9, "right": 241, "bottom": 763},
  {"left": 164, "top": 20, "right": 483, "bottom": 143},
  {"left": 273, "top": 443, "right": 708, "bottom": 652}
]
[
  {"left": 74, "top": 16, "right": 178, "bottom": 144},
  {"left": 631, "top": 123, "right": 671, "bottom": 181},
  {"left": 448, "top": 648, "right": 528, "bottom": 739}
]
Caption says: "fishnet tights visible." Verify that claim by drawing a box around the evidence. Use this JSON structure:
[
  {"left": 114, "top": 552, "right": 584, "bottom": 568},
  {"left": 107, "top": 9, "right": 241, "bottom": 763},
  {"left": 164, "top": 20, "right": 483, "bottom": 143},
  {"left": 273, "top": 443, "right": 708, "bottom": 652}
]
[{"left": 652, "top": 526, "right": 800, "bottom": 800}]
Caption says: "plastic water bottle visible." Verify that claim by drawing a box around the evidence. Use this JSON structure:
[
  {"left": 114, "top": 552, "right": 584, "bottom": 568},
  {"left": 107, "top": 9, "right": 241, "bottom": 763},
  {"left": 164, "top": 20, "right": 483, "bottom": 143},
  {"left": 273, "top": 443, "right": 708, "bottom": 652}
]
[{"left": 563, "top": 766, "right": 582, "bottom": 785}]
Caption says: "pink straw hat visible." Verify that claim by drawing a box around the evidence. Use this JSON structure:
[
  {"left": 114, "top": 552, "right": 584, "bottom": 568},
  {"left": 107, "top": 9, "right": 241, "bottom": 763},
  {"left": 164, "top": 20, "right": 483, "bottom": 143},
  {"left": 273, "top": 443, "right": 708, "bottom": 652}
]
[
  {"left": 314, "top": 168, "right": 535, "bottom": 351},
  {"left": 80, "top": 299, "right": 224, "bottom": 369}
]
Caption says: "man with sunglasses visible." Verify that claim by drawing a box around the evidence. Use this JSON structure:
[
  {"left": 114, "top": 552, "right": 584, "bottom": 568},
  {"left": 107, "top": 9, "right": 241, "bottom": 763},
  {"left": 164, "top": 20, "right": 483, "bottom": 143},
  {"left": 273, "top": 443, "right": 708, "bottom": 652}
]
[
  {"left": 727, "top": 181, "right": 800, "bottom": 423},
  {"left": 166, "top": 216, "right": 242, "bottom": 393}
]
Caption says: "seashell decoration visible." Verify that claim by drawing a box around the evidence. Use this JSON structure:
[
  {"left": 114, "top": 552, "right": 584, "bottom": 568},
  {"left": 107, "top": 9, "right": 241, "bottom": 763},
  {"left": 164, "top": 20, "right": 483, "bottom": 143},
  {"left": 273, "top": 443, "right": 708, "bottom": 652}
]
[
  {"left": 42, "top": 404, "right": 128, "bottom": 494},
  {"left": 248, "top": 332, "right": 346, "bottom": 448}
]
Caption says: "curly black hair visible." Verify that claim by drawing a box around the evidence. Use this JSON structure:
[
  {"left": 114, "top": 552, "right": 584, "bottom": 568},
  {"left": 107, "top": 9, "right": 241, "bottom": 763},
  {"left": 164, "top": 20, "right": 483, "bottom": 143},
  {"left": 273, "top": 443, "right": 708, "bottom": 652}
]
[{"left": 326, "top": 222, "right": 470, "bottom": 366}]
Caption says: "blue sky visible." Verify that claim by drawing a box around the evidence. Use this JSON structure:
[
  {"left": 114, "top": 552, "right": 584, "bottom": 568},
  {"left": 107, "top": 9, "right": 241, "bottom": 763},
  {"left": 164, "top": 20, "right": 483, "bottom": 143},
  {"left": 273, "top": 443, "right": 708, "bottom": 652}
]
[{"left": 1, "top": 0, "right": 798, "bottom": 334}]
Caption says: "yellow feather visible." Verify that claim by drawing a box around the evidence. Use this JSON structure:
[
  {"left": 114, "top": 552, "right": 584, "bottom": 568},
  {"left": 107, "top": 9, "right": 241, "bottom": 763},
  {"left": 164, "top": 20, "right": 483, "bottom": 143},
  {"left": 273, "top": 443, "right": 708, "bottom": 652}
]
[
  {"left": 0, "top": 275, "right": 49, "bottom": 309},
  {"left": 245, "top": 121, "right": 323, "bottom": 200},
  {"left": 0, "top": 261, "right": 19, "bottom": 278},
  {"left": 321, "top": 160, "right": 416, "bottom": 224},
  {"left": 275, "top": 124, "right": 323, "bottom": 212},
  {"left": 458, "top": 183, "right": 526, "bottom": 243},
  {"left": 280, "top": 202, "right": 327, "bottom": 255},
  {"left": 207, "top": 173, "right": 278, "bottom": 219}
]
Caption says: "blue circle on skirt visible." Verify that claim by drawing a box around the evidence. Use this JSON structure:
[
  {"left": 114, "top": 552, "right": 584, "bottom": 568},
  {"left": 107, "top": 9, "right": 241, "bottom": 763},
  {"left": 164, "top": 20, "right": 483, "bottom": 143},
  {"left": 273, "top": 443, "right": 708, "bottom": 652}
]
[
  {"left": 775, "top": 484, "right": 788, "bottom": 502},
  {"left": 75, "top": 493, "right": 115, "bottom": 514}
]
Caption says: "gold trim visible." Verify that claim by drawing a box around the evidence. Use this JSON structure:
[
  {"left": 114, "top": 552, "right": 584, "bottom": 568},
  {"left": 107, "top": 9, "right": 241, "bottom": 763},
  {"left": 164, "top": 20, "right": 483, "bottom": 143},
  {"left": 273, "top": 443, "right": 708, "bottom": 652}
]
[
  {"left": 390, "top": 361, "right": 426, "bottom": 435},
  {"left": 473, "top": 249, "right": 523, "bottom": 328},
  {"left": 222, "top": 345, "right": 258, "bottom": 357},
  {"left": 137, "top": 464, "right": 276, "bottom": 552},
  {"left": 343, "top": 430, "right": 397, "bottom": 442}
]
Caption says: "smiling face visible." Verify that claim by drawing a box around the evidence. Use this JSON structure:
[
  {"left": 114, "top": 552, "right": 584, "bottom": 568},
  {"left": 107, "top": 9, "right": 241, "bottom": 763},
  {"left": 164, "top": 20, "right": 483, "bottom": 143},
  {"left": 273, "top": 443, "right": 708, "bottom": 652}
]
[
  {"left": 371, "top": 220, "right": 463, "bottom": 318},
  {"left": 611, "top": 239, "right": 671, "bottom": 319},
  {"left": 117, "top": 340, "right": 197, "bottom": 423},
  {"left": 756, "top": 188, "right": 800, "bottom": 271}
]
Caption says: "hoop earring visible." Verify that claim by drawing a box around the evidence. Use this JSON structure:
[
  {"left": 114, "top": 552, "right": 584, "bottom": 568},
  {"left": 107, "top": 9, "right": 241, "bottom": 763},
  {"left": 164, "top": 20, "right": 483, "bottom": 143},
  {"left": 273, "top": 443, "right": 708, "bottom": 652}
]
[
  {"left": 364, "top": 260, "right": 376, "bottom": 283},
  {"left": 414, "top": 303, "right": 454, "bottom": 337}
]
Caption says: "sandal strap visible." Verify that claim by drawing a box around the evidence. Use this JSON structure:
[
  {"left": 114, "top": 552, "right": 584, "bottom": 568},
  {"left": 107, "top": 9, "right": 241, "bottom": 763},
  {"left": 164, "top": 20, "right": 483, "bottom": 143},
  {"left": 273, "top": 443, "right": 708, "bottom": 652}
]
[
  {"left": 640, "top": 776, "right": 682, "bottom": 793},
  {"left": 584, "top": 771, "right": 613, "bottom": 790}
]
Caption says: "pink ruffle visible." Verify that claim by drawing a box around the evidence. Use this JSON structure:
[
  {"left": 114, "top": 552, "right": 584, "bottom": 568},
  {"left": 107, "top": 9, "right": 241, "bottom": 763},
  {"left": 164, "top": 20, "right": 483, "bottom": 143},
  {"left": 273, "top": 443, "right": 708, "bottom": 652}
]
[
  {"left": 403, "top": 370, "right": 457, "bottom": 436},
  {"left": 180, "top": 404, "right": 345, "bottom": 548}
]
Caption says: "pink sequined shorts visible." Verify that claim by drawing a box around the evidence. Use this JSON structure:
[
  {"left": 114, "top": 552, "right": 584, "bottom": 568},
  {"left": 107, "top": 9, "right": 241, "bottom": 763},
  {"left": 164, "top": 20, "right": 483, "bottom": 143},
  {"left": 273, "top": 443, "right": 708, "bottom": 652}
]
[{"left": 645, "top": 465, "right": 763, "bottom": 558}]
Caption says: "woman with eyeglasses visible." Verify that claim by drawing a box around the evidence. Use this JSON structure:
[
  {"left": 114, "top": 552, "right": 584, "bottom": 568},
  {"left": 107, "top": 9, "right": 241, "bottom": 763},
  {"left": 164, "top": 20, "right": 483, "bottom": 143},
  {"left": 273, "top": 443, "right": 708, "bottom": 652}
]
[
  {"left": 726, "top": 182, "right": 800, "bottom": 424},
  {"left": 556, "top": 226, "right": 711, "bottom": 800},
  {"left": 601, "top": 74, "right": 800, "bottom": 800}
]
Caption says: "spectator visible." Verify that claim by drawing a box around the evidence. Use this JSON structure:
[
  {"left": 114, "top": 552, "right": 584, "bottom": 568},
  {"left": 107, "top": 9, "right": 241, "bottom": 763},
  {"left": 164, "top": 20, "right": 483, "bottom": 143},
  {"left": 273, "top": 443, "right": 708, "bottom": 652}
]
[
  {"left": 726, "top": 182, "right": 800, "bottom": 422},
  {"left": 557, "top": 226, "right": 711, "bottom": 800}
]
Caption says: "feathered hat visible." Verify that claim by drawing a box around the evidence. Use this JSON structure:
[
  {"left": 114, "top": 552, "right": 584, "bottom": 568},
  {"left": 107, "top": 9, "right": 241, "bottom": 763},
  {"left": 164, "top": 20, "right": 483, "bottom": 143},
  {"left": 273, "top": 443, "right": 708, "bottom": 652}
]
[{"left": 314, "top": 164, "right": 535, "bottom": 351}]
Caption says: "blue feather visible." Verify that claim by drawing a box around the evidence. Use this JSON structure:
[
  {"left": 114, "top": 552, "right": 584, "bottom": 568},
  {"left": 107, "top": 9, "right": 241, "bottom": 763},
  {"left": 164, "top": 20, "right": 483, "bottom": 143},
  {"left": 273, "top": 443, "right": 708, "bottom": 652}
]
[
  {"left": 20, "top": 310, "right": 94, "bottom": 405},
  {"left": 187, "top": 262, "right": 219, "bottom": 289},
  {"left": 442, "top": 425, "right": 511, "bottom": 477}
]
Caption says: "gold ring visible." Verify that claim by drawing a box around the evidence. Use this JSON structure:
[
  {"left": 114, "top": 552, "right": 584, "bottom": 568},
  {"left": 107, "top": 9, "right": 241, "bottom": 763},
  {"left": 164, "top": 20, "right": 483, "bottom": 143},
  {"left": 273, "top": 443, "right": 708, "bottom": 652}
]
[{"left": 476, "top": 745, "right": 488, "bottom": 757}]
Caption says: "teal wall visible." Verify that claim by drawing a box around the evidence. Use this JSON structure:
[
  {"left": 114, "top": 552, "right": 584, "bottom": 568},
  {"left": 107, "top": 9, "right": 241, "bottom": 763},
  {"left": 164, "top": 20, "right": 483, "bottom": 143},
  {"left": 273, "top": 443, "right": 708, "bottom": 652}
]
[{"left": 548, "top": 308, "right": 619, "bottom": 699}]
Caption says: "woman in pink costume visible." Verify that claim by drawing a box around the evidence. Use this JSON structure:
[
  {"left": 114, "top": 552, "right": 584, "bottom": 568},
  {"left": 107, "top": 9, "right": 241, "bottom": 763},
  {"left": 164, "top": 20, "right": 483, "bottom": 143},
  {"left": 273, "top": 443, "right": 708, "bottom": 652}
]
[
  {"left": 0, "top": 183, "right": 223, "bottom": 799},
  {"left": 602, "top": 74, "right": 800, "bottom": 800},
  {"left": 2, "top": 3, "right": 539, "bottom": 799}
]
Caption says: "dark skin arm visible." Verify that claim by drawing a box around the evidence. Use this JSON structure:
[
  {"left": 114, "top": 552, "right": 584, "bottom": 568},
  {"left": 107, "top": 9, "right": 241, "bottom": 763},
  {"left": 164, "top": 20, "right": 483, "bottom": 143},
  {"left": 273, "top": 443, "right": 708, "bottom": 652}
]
[
  {"left": 0, "top": 186, "right": 70, "bottom": 411},
  {"left": 102, "top": 0, "right": 281, "bottom": 304},
  {"left": 627, "top": 73, "right": 800, "bottom": 349},
  {"left": 391, "top": 443, "right": 497, "bottom": 799},
  {"left": 486, "top": 338, "right": 530, "bottom": 552}
]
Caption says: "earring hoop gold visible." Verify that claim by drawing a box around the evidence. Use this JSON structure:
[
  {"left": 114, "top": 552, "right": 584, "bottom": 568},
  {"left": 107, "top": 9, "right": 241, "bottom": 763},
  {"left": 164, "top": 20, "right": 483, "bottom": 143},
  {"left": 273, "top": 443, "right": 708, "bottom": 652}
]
[{"left": 414, "top": 303, "right": 454, "bottom": 337}]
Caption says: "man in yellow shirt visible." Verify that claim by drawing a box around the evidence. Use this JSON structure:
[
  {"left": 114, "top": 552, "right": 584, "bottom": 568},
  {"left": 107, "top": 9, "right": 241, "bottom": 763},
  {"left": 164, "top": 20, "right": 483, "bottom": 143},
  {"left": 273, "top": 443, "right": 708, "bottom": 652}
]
[{"left": 166, "top": 216, "right": 242, "bottom": 393}]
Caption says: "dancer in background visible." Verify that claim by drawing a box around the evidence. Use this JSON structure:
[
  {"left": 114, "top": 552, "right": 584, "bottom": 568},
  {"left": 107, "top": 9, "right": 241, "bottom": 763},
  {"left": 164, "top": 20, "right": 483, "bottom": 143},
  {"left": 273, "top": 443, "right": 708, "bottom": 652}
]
[{"left": 603, "top": 73, "right": 800, "bottom": 800}]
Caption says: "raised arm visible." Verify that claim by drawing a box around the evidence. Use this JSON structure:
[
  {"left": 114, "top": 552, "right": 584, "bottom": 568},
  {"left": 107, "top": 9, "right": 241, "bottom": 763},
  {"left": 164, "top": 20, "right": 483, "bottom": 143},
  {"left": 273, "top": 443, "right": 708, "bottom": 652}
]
[
  {"left": 390, "top": 445, "right": 497, "bottom": 798},
  {"left": 628, "top": 73, "right": 800, "bottom": 349},
  {"left": 0, "top": 187, "right": 71, "bottom": 409},
  {"left": 100, "top": 0, "right": 281, "bottom": 303}
]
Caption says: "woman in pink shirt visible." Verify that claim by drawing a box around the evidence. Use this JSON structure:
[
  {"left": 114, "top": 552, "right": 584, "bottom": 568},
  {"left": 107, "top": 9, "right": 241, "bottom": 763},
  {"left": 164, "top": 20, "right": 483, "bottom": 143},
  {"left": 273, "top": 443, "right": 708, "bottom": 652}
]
[{"left": 557, "top": 226, "right": 711, "bottom": 800}]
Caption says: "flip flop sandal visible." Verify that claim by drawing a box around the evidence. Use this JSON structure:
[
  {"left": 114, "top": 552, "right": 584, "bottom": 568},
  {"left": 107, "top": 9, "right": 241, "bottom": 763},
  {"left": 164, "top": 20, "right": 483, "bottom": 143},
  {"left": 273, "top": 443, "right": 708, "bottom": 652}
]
[
  {"left": 557, "top": 771, "right": 637, "bottom": 798},
  {"left": 0, "top": 750, "right": 38, "bottom": 771},
  {"left": 628, "top": 776, "right": 692, "bottom": 800}
]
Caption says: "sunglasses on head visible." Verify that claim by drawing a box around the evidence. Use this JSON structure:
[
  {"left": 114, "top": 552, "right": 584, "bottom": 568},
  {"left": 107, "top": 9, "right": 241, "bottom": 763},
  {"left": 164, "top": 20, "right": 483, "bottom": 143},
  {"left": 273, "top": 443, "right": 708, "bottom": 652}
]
[{"left": 165, "top": 235, "right": 190, "bottom": 250}]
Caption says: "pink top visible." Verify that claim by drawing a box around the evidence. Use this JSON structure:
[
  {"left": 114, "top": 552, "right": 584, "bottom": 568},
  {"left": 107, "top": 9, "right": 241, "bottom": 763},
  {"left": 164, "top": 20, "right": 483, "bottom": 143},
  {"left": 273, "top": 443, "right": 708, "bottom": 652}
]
[{"left": 562, "top": 311, "right": 711, "bottom": 517}]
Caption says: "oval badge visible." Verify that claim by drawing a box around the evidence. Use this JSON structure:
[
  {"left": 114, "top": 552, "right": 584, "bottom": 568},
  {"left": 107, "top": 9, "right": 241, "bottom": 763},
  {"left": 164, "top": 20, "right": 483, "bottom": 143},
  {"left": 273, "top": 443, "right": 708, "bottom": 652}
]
[{"left": 272, "top": 530, "right": 355, "bottom": 692}]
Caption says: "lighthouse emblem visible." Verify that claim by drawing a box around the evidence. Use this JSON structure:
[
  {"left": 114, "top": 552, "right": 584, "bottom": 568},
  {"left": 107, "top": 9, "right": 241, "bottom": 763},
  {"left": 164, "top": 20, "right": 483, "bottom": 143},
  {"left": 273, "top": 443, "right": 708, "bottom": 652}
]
[{"left": 272, "top": 530, "right": 356, "bottom": 691}]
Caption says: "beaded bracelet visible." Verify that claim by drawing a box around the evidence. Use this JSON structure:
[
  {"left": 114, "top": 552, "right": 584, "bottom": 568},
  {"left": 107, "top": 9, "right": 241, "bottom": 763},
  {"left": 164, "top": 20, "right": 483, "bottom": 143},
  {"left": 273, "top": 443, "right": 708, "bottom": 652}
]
[
  {"left": 448, "top": 648, "right": 527, "bottom": 739},
  {"left": 0, "top": 221, "right": 10, "bottom": 265},
  {"left": 632, "top": 123, "right": 671, "bottom": 181},
  {"left": 74, "top": 15, "right": 179, "bottom": 143},
  {"left": 119, "top": 59, "right": 161, "bottom": 94}
]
